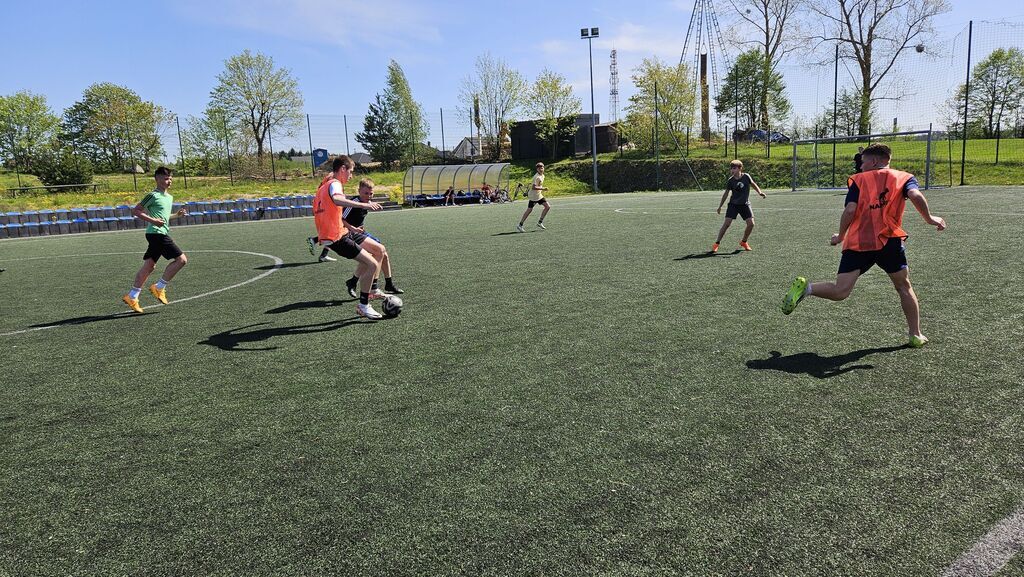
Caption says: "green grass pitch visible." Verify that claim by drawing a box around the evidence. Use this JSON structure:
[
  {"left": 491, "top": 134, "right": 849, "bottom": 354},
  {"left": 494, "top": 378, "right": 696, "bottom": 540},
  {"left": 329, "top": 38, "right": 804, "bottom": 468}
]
[{"left": 1, "top": 186, "right": 1023, "bottom": 575}]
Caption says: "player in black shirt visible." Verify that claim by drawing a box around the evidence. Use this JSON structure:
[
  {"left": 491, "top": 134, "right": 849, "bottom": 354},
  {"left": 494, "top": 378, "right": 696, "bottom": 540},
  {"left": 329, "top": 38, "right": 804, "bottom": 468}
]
[
  {"left": 340, "top": 179, "right": 403, "bottom": 298},
  {"left": 712, "top": 159, "right": 766, "bottom": 252}
]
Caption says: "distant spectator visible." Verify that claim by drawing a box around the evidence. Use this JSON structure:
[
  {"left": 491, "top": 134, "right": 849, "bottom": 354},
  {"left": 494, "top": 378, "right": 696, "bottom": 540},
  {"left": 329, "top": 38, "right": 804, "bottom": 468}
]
[
  {"left": 443, "top": 185, "right": 456, "bottom": 206},
  {"left": 854, "top": 146, "right": 865, "bottom": 173},
  {"left": 481, "top": 182, "right": 493, "bottom": 203}
]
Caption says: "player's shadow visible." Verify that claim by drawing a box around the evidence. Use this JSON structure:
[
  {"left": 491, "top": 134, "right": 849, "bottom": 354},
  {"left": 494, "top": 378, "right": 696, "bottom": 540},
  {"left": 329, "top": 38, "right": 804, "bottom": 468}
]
[
  {"left": 29, "top": 311, "right": 153, "bottom": 329},
  {"left": 254, "top": 262, "right": 320, "bottom": 271},
  {"left": 199, "top": 318, "right": 370, "bottom": 352},
  {"left": 675, "top": 250, "right": 742, "bottom": 260},
  {"left": 265, "top": 300, "right": 350, "bottom": 314},
  {"left": 745, "top": 345, "right": 907, "bottom": 379}
]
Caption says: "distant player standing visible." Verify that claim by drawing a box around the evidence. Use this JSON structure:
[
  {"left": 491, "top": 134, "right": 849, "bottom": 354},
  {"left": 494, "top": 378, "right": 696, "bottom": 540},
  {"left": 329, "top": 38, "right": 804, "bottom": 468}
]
[
  {"left": 122, "top": 166, "right": 189, "bottom": 313},
  {"left": 781, "top": 143, "right": 947, "bottom": 348},
  {"left": 313, "top": 156, "right": 385, "bottom": 319},
  {"left": 516, "top": 162, "right": 550, "bottom": 232},
  {"left": 712, "top": 159, "right": 766, "bottom": 252}
]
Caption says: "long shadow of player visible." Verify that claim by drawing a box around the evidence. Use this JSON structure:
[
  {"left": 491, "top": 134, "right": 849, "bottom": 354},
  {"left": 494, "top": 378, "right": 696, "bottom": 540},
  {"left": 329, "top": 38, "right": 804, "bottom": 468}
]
[
  {"left": 745, "top": 345, "right": 907, "bottom": 379},
  {"left": 29, "top": 311, "right": 153, "bottom": 329},
  {"left": 491, "top": 231, "right": 538, "bottom": 236},
  {"left": 199, "top": 318, "right": 369, "bottom": 352},
  {"left": 265, "top": 300, "right": 350, "bottom": 314},
  {"left": 254, "top": 262, "right": 320, "bottom": 271},
  {"left": 675, "top": 250, "right": 742, "bottom": 260}
]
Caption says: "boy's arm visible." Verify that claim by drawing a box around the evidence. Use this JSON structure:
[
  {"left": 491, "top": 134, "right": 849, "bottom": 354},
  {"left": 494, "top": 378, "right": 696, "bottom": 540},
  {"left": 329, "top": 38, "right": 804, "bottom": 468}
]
[
  {"left": 331, "top": 194, "right": 381, "bottom": 211},
  {"left": 131, "top": 201, "right": 164, "bottom": 226},
  {"left": 717, "top": 189, "right": 730, "bottom": 213},
  {"left": 906, "top": 188, "right": 946, "bottom": 230},
  {"left": 750, "top": 177, "right": 766, "bottom": 198},
  {"left": 831, "top": 202, "right": 858, "bottom": 245}
]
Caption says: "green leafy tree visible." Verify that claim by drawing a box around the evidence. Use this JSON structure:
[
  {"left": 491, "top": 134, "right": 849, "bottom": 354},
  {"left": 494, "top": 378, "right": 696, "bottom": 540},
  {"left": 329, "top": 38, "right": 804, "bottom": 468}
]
[
  {"left": 0, "top": 90, "right": 60, "bottom": 172},
  {"left": 715, "top": 49, "right": 790, "bottom": 130},
  {"left": 622, "top": 57, "right": 695, "bottom": 152},
  {"left": 34, "top": 149, "right": 94, "bottom": 191},
  {"left": 356, "top": 94, "right": 402, "bottom": 169},
  {"left": 384, "top": 60, "right": 429, "bottom": 165},
  {"left": 209, "top": 50, "right": 303, "bottom": 160},
  {"left": 525, "top": 69, "right": 582, "bottom": 159},
  {"left": 812, "top": 87, "right": 873, "bottom": 138},
  {"left": 62, "top": 83, "right": 172, "bottom": 172},
  {"left": 963, "top": 48, "right": 1024, "bottom": 138}
]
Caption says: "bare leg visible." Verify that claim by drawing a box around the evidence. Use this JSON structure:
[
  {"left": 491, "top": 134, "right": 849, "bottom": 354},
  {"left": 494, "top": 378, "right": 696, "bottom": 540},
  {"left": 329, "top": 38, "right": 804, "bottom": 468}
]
[
  {"left": 741, "top": 218, "right": 755, "bottom": 242},
  {"left": 539, "top": 202, "right": 551, "bottom": 221},
  {"left": 159, "top": 254, "right": 188, "bottom": 282},
  {"left": 519, "top": 205, "right": 534, "bottom": 225},
  {"left": 353, "top": 250, "right": 378, "bottom": 293},
  {"left": 133, "top": 259, "right": 158, "bottom": 289},
  {"left": 715, "top": 218, "right": 734, "bottom": 243},
  {"left": 809, "top": 270, "right": 861, "bottom": 301},
  {"left": 888, "top": 268, "right": 921, "bottom": 337}
]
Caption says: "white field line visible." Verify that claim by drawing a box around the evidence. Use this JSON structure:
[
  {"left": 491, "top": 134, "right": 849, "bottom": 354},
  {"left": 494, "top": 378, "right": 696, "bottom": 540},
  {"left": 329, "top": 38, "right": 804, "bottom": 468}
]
[
  {"left": 941, "top": 505, "right": 1024, "bottom": 577},
  {"left": 0, "top": 250, "right": 283, "bottom": 337}
]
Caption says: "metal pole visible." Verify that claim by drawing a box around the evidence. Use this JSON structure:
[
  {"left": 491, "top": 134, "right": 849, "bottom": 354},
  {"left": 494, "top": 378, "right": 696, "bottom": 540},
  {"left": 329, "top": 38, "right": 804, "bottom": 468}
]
[
  {"left": 654, "top": 80, "right": 660, "bottom": 191},
  {"left": 409, "top": 109, "right": 416, "bottom": 165},
  {"left": 588, "top": 36, "right": 598, "bottom": 192},
  {"left": 306, "top": 114, "right": 315, "bottom": 178},
  {"left": 686, "top": 125, "right": 690, "bottom": 156},
  {"left": 734, "top": 71, "right": 739, "bottom": 159},
  {"left": 175, "top": 115, "right": 188, "bottom": 189},
  {"left": 960, "top": 20, "right": 973, "bottom": 186},
  {"left": 832, "top": 44, "right": 839, "bottom": 187},
  {"left": 995, "top": 121, "right": 1001, "bottom": 165},
  {"left": 925, "top": 123, "right": 932, "bottom": 190},
  {"left": 223, "top": 115, "right": 234, "bottom": 185},
  {"left": 125, "top": 119, "right": 138, "bottom": 192},
  {"left": 440, "top": 107, "right": 447, "bottom": 165},
  {"left": 791, "top": 139, "right": 798, "bottom": 191},
  {"left": 343, "top": 115, "right": 350, "bottom": 156},
  {"left": 267, "top": 114, "right": 276, "bottom": 181},
  {"left": 13, "top": 144, "right": 23, "bottom": 187}
]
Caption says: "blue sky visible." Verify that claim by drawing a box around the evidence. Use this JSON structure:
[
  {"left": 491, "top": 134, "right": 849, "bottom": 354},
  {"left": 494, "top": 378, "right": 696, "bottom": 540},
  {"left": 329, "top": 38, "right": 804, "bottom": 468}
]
[{"left": 2, "top": 0, "right": 1022, "bottom": 152}]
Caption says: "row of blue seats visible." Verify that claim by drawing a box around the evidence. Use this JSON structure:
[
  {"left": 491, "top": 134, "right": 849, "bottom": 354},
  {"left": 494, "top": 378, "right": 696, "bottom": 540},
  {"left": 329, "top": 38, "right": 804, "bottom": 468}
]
[
  {"left": 0, "top": 195, "right": 316, "bottom": 226},
  {"left": 0, "top": 205, "right": 315, "bottom": 239}
]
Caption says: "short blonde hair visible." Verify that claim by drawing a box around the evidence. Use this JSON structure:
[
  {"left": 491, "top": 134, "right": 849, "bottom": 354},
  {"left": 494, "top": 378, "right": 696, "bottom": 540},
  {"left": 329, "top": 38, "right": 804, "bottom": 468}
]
[
  {"left": 358, "top": 178, "right": 374, "bottom": 190},
  {"left": 730, "top": 160, "right": 743, "bottom": 169},
  {"left": 535, "top": 162, "right": 545, "bottom": 169}
]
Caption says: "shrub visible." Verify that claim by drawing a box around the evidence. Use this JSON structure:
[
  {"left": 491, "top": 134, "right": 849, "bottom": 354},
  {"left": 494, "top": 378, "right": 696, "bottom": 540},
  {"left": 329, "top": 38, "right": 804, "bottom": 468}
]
[{"left": 34, "top": 150, "right": 94, "bottom": 192}]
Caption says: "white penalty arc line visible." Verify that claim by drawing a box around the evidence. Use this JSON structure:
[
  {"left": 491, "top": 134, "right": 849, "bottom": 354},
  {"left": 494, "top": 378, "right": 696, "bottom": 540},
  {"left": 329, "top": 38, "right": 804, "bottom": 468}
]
[
  {"left": 0, "top": 250, "right": 283, "bottom": 337},
  {"left": 942, "top": 505, "right": 1024, "bottom": 577}
]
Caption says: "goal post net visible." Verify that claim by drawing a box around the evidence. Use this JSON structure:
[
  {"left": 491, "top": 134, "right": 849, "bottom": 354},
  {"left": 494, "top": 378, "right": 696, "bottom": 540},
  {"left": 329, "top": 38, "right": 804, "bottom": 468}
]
[{"left": 790, "top": 130, "right": 943, "bottom": 191}]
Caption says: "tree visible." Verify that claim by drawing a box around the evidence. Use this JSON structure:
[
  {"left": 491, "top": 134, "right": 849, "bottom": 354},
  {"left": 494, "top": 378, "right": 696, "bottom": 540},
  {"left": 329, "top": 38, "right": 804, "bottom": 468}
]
[
  {"left": 525, "top": 69, "right": 582, "bottom": 159},
  {"left": 356, "top": 94, "right": 402, "bottom": 169},
  {"left": 209, "top": 50, "right": 303, "bottom": 160},
  {"left": 459, "top": 53, "right": 528, "bottom": 160},
  {"left": 809, "top": 0, "right": 950, "bottom": 135},
  {"left": 384, "top": 60, "right": 429, "bottom": 165},
  {"left": 963, "top": 48, "right": 1024, "bottom": 138},
  {"left": 812, "top": 87, "right": 873, "bottom": 137},
  {"left": 622, "top": 57, "right": 695, "bottom": 152},
  {"left": 62, "top": 83, "right": 172, "bottom": 173},
  {"left": 0, "top": 91, "right": 59, "bottom": 172},
  {"left": 715, "top": 49, "right": 791, "bottom": 130}
]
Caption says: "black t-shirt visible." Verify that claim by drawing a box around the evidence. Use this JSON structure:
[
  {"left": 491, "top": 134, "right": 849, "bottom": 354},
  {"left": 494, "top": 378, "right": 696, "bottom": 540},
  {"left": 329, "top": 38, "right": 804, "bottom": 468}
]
[
  {"left": 726, "top": 174, "right": 753, "bottom": 205},
  {"left": 342, "top": 197, "right": 367, "bottom": 228}
]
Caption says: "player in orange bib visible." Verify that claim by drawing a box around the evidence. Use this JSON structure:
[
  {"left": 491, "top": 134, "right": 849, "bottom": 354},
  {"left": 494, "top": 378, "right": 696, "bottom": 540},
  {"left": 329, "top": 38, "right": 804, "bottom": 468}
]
[
  {"left": 780, "top": 144, "right": 947, "bottom": 348},
  {"left": 313, "top": 156, "right": 385, "bottom": 319}
]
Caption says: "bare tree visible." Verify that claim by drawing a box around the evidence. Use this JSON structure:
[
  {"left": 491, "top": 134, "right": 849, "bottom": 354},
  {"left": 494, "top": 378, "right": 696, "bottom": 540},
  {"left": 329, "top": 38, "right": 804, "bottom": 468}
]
[
  {"left": 459, "top": 53, "right": 528, "bottom": 161},
  {"left": 809, "top": 0, "right": 950, "bottom": 135}
]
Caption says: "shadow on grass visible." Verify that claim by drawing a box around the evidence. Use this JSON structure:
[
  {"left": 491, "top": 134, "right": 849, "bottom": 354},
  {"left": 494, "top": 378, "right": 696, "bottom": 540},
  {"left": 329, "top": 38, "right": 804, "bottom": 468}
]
[
  {"left": 745, "top": 345, "right": 907, "bottom": 378},
  {"left": 254, "top": 262, "right": 320, "bottom": 271},
  {"left": 675, "top": 249, "right": 742, "bottom": 260},
  {"left": 491, "top": 231, "right": 538, "bottom": 236},
  {"left": 199, "top": 318, "right": 371, "bottom": 351},
  {"left": 265, "top": 300, "right": 350, "bottom": 314},
  {"left": 29, "top": 311, "right": 152, "bottom": 329}
]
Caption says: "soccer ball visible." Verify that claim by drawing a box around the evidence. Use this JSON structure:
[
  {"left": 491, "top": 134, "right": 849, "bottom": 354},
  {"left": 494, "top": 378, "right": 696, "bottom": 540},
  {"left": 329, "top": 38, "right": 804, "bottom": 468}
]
[
  {"left": 915, "top": 43, "right": 925, "bottom": 53},
  {"left": 382, "top": 295, "right": 403, "bottom": 318}
]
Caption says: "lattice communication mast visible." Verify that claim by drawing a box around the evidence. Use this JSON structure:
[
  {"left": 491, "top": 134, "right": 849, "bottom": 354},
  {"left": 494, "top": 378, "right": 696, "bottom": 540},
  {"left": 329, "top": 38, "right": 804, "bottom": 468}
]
[
  {"left": 679, "top": 0, "right": 731, "bottom": 141},
  {"left": 609, "top": 49, "right": 620, "bottom": 125}
]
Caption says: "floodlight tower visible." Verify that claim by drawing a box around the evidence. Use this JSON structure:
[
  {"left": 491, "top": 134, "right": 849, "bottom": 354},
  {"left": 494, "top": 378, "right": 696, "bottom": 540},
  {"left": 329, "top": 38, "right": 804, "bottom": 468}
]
[{"left": 679, "top": 0, "right": 731, "bottom": 142}]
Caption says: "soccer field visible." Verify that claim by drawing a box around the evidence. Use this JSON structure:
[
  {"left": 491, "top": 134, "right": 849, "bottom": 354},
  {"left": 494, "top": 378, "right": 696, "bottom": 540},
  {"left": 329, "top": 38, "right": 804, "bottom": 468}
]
[{"left": 2, "top": 187, "right": 1023, "bottom": 576}]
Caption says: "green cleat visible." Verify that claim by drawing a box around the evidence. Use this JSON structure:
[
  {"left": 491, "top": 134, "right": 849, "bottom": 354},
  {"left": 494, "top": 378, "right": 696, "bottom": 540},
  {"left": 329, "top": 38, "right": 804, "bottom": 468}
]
[
  {"left": 909, "top": 334, "right": 929, "bottom": 348},
  {"left": 781, "top": 276, "right": 808, "bottom": 315}
]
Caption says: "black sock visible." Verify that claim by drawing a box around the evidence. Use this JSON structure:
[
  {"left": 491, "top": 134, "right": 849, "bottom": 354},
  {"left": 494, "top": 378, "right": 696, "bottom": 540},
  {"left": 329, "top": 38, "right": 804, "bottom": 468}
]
[
  {"left": 384, "top": 276, "right": 394, "bottom": 286},
  {"left": 320, "top": 248, "right": 329, "bottom": 258},
  {"left": 347, "top": 275, "right": 358, "bottom": 285},
  {"left": 371, "top": 279, "right": 379, "bottom": 290},
  {"left": 311, "top": 236, "right": 319, "bottom": 243},
  {"left": 360, "top": 293, "right": 369, "bottom": 305}
]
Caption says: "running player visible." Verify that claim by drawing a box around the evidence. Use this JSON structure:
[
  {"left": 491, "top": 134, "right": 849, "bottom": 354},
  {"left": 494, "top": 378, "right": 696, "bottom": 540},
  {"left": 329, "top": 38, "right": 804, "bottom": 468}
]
[
  {"left": 712, "top": 159, "right": 766, "bottom": 252},
  {"left": 313, "top": 156, "right": 385, "bottom": 319},
  {"left": 122, "top": 167, "right": 189, "bottom": 313},
  {"left": 781, "top": 143, "right": 947, "bottom": 347},
  {"left": 516, "top": 162, "right": 550, "bottom": 232},
  {"left": 341, "top": 178, "right": 404, "bottom": 298}
]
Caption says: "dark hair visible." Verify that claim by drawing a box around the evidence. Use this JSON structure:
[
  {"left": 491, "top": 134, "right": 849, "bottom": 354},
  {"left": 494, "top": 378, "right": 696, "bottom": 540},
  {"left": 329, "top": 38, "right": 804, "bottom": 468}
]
[
  {"left": 332, "top": 155, "right": 354, "bottom": 172},
  {"left": 154, "top": 166, "right": 173, "bottom": 177},
  {"left": 862, "top": 144, "right": 891, "bottom": 160}
]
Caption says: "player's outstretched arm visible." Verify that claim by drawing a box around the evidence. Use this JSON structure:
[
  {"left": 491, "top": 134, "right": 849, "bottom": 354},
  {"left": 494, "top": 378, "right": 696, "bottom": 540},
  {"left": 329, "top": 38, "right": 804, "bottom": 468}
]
[
  {"left": 751, "top": 179, "right": 766, "bottom": 198},
  {"left": 331, "top": 195, "right": 382, "bottom": 211},
  {"left": 906, "top": 188, "right": 946, "bottom": 231}
]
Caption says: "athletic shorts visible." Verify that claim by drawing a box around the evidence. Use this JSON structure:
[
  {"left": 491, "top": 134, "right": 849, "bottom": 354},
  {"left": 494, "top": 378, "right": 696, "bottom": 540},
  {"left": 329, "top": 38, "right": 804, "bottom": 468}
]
[
  {"left": 838, "top": 237, "right": 908, "bottom": 275},
  {"left": 347, "top": 230, "right": 368, "bottom": 245},
  {"left": 528, "top": 198, "right": 549, "bottom": 208},
  {"left": 143, "top": 233, "right": 183, "bottom": 261},
  {"left": 324, "top": 235, "right": 363, "bottom": 259},
  {"left": 725, "top": 204, "right": 753, "bottom": 220}
]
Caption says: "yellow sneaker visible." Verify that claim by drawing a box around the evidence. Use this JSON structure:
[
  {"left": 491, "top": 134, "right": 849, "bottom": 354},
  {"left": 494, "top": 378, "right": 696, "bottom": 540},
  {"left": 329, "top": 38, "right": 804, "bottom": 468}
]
[
  {"left": 149, "top": 284, "right": 168, "bottom": 305},
  {"left": 122, "top": 295, "right": 144, "bottom": 313}
]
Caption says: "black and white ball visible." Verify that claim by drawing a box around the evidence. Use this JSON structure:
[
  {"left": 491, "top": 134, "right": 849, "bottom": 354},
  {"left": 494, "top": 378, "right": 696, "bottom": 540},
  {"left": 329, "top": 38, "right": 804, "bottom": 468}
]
[{"left": 382, "top": 295, "right": 403, "bottom": 318}]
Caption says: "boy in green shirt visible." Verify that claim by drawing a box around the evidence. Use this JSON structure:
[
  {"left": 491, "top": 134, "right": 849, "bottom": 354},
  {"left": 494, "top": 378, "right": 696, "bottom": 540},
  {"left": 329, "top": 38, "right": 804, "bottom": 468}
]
[{"left": 122, "top": 166, "right": 189, "bottom": 313}]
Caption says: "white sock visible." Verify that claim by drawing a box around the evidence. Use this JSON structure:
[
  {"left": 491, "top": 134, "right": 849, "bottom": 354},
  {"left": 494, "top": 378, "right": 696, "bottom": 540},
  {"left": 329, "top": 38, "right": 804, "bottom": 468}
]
[
  {"left": 805, "top": 284, "right": 813, "bottom": 296},
  {"left": 128, "top": 287, "right": 142, "bottom": 299},
  {"left": 155, "top": 278, "right": 168, "bottom": 289}
]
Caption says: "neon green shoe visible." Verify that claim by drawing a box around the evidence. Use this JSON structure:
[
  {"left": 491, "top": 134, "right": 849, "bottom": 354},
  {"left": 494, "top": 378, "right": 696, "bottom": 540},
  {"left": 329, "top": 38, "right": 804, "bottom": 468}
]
[
  {"left": 909, "top": 334, "right": 929, "bottom": 348},
  {"left": 781, "top": 276, "right": 808, "bottom": 315}
]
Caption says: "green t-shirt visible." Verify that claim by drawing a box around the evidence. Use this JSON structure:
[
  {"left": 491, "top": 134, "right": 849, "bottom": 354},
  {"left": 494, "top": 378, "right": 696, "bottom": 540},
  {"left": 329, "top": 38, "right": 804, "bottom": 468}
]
[{"left": 140, "top": 189, "right": 173, "bottom": 235}]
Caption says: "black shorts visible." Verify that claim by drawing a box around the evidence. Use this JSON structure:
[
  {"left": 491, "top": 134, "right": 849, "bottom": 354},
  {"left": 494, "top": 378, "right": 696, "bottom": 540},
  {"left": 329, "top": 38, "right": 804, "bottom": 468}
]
[
  {"left": 325, "top": 235, "right": 363, "bottom": 259},
  {"left": 528, "top": 198, "right": 549, "bottom": 208},
  {"left": 838, "top": 237, "right": 908, "bottom": 275},
  {"left": 347, "top": 230, "right": 368, "bottom": 245},
  {"left": 143, "top": 233, "right": 183, "bottom": 261},
  {"left": 725, "top": 204, "right": 753, "bottom": 220}
]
